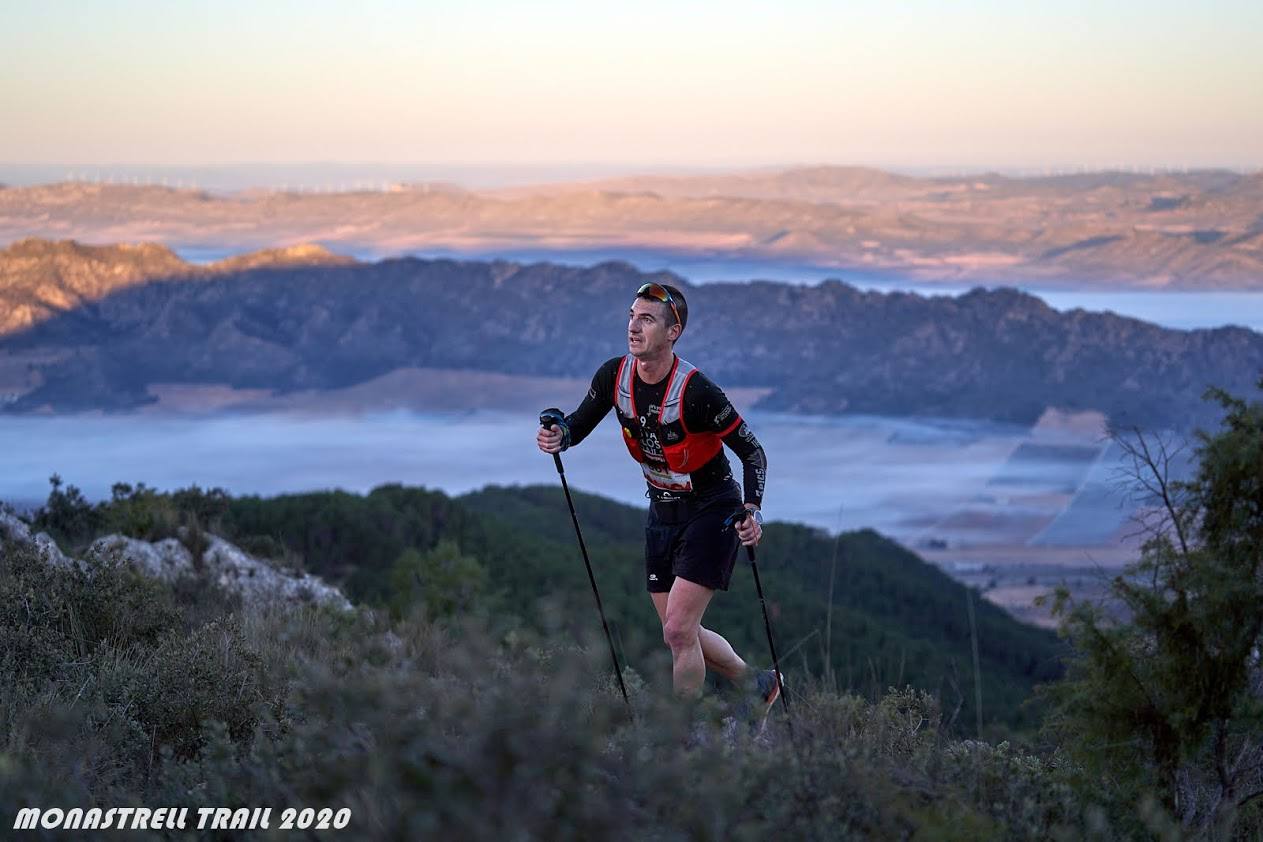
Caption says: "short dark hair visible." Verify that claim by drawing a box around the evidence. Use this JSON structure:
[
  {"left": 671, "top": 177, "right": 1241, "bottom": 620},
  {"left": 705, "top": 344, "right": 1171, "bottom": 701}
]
[
  {"left": 636, "top": 283, "right": 689, "bottom": 334},
  {"left": 662, "top": 284, "right": 688, "bottom": 332}
]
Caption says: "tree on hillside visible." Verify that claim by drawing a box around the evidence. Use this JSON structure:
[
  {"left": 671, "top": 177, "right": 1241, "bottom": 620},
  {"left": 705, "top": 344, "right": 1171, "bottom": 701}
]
[
  {"left": 31, "top": 473, "right": 102, "bottom": 548},
  {"left": 388, "top": 539, "right": 487, "bottom": 620},
  {"left": 1045, "top": 376, "right": 1263, "bottom": 837}
]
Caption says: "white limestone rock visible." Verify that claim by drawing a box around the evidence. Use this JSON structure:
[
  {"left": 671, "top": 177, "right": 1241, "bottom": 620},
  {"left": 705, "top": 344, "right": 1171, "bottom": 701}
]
[
  {"left": 3, "top": 507, "right": 351, "bottom": 610},
  {"left": 199, "top": 533, "right": 351, "bottom": 610},
  {"left": 84, "top": 531, "right": 351, "bottom": 611},
  {"left": 0, "top": 509, "right": 72, "bottom": 567},
  {"left": 86, "top": 534, "right": 192, "bottom": 581}
]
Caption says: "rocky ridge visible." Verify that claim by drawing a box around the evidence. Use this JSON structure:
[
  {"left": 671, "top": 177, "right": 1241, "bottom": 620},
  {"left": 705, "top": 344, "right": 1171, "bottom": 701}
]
[
  {"left": 1, "top": 238, "right": 1260, "bottom": 430},
  {"left": 0, "top": 238, "right": 352, "bottom": 335},
  {"left": 0, "top": 508, "right": 350, "bottom": 610}
]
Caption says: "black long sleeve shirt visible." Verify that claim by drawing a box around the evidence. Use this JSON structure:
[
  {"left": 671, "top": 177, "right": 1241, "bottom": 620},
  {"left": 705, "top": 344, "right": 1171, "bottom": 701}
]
[{"left": 564, "top": 356, "right": 767, "bottom": 506}]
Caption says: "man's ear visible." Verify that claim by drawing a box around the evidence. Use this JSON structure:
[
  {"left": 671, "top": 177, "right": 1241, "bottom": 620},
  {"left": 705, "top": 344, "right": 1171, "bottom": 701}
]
[{"left": 669, "top": 323, "right": 683, "bottom": 342}]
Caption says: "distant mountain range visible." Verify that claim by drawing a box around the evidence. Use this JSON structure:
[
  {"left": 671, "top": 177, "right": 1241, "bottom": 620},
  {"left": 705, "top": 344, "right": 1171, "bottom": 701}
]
[
  {"left": 2, "top": 238, "right": 1259, "bottom": 430},
  {"left": 2, "top": 165, "right": 1262, "bottom": 288}
]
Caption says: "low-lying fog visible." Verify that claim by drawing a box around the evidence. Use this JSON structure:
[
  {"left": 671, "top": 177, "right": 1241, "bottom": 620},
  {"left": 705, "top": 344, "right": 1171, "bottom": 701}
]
[{"left": 1, "top": 409, "right": 1174, "bottom": 559}]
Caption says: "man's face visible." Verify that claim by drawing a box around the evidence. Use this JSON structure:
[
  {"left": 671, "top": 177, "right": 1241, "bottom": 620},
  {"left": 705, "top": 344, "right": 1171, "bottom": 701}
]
[{"left": 628, "top": 297, "right": 679, "bottom": 358}]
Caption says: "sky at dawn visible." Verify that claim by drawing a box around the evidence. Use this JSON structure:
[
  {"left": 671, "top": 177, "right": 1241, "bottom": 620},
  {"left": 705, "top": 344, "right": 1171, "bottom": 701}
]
[{"left": 2, "top": 0, "right": 1261, "bottom": 173}]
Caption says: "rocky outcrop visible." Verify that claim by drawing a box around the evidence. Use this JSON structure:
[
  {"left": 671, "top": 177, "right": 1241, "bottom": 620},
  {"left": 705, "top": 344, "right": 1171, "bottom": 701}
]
[
  {"left": 0, "top": 510, "right": 350, "bottom": 610},
  {"left": 87, "top": 534, "right": 190, "bottom": 580},
  {"left": 85, "top": 532, "right": 351, "bottom": 610},
  {"left": 0, "top": 509, "right": 71, "bottom": 567}
]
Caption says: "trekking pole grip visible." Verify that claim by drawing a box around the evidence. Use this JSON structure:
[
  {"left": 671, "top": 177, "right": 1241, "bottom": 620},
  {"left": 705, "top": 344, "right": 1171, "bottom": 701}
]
[
  {"left": 539, "top": 408, "right": 567, "bottom": 475},
  {"left": 723, "top": 509, "right": 758, "bottom": 562}
]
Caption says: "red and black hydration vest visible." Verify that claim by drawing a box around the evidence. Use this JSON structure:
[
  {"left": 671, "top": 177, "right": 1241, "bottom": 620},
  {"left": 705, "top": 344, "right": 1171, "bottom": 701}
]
[{"left": 613, "top": 354, "right": 738, "bottom": 493}]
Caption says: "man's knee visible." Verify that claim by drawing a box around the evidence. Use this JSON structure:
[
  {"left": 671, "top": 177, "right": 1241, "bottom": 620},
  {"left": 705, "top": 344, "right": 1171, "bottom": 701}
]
[{"left": 663, "top": 617, "right": 699, "bottom": 652}]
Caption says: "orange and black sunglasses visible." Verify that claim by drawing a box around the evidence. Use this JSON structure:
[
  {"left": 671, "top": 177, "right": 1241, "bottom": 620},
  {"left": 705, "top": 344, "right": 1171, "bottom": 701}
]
[{"left": 636, "top": 283, "right": 681, "bottom": 327}]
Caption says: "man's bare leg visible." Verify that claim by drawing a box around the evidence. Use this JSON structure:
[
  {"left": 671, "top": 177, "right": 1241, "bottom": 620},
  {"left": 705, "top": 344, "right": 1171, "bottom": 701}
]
[
  {"left": 652, "top": 580, "right": 749, "bottom": 697},
  {"left": 650, "top": 592, "right": 748, "bottom": 682},
  {"left": 698, "top": 627, "right": 748, "bottom": 680}
]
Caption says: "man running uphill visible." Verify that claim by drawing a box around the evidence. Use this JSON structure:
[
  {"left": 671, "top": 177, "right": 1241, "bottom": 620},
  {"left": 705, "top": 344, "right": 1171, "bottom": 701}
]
[{"left": 536, "top": 282, "right": 778, "bottom": 712}]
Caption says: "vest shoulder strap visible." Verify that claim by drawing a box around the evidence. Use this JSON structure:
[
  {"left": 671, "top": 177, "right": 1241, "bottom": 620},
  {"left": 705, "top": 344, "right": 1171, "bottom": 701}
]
[
  {"left": 614, "top": 354, "right": 636, "bottom": 418},
  {"left": 659, "top": 357, "right": 697, "bottom": 425}
]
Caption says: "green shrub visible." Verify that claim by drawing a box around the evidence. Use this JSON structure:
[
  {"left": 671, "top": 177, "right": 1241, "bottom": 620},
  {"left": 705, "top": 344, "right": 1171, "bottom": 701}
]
[
  {"left": 1043, "top": 380, "right": 1263, "bottom": 838},
  {"left": 29, "top": 474, "right": 102, "bottom": 550},
  {"left": 133, "top": 618, "right": 271, "bottom": 761},
  {"left": 387, "top": 539, "right": 487, "bottom": 620},
  {"left": 0, "top": 540, "right": 180, "bottom": 688},
  {"left": 100, "top": 482, "right": 181, "bottom": 542},
  {"left": 0, "top": 537, "right": 275, "bottom": 796}
]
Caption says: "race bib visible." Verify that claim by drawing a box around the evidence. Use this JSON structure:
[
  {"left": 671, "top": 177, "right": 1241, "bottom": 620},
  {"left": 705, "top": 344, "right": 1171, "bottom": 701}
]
[{"left": 641, "top": 461, "right": 693, "bottom": 492}]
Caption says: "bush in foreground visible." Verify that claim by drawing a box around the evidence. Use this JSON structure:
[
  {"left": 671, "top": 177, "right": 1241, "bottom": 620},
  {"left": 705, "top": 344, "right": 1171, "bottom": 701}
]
[{"left": 1, "top": 534, "right": 1176, "bottom": 841}]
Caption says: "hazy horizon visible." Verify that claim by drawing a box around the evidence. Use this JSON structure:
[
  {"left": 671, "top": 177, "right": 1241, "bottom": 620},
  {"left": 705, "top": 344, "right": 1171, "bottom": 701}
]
[{"left": 3, "top": 160, "right": 1260, "bottom": 193}]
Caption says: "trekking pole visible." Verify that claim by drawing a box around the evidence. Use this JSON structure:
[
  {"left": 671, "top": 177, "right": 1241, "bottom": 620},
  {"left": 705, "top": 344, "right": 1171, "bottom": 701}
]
[
  {"left": 539, "top": 409, "right": 630, "bottom": 707},
  {"left": 727, "top": 508, "right": 795, "bottom": 740}
]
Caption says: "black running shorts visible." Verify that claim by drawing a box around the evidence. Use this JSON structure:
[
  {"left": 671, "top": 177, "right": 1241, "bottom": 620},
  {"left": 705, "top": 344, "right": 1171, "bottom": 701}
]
[{"left": 644, "top": 483, "right": 743, "bottom": 593}]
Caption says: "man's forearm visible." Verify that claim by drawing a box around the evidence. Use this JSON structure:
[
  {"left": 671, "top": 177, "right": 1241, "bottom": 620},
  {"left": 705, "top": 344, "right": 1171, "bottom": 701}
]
[
  {"left": 723, "top": 421, "right": 767, "bottom": 506},
  {"left": 563, "top": 391, "right": 609, "bottom": 448}
]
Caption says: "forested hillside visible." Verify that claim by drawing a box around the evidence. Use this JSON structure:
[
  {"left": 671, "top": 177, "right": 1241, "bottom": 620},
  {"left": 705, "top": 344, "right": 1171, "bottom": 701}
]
[{"left": 24, "top": 478, "right": 1061, "bottom": 731}]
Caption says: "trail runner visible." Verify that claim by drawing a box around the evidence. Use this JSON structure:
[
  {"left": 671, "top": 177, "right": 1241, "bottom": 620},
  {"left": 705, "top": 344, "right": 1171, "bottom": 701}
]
[{"left": 537, "top": 282, "right": 780, "bottom": 719}]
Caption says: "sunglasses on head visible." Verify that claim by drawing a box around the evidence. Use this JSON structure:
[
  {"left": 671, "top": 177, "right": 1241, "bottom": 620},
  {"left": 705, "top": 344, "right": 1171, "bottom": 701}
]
[{"left": 636, "top": 283, "right": 681, "bottom": 328}]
